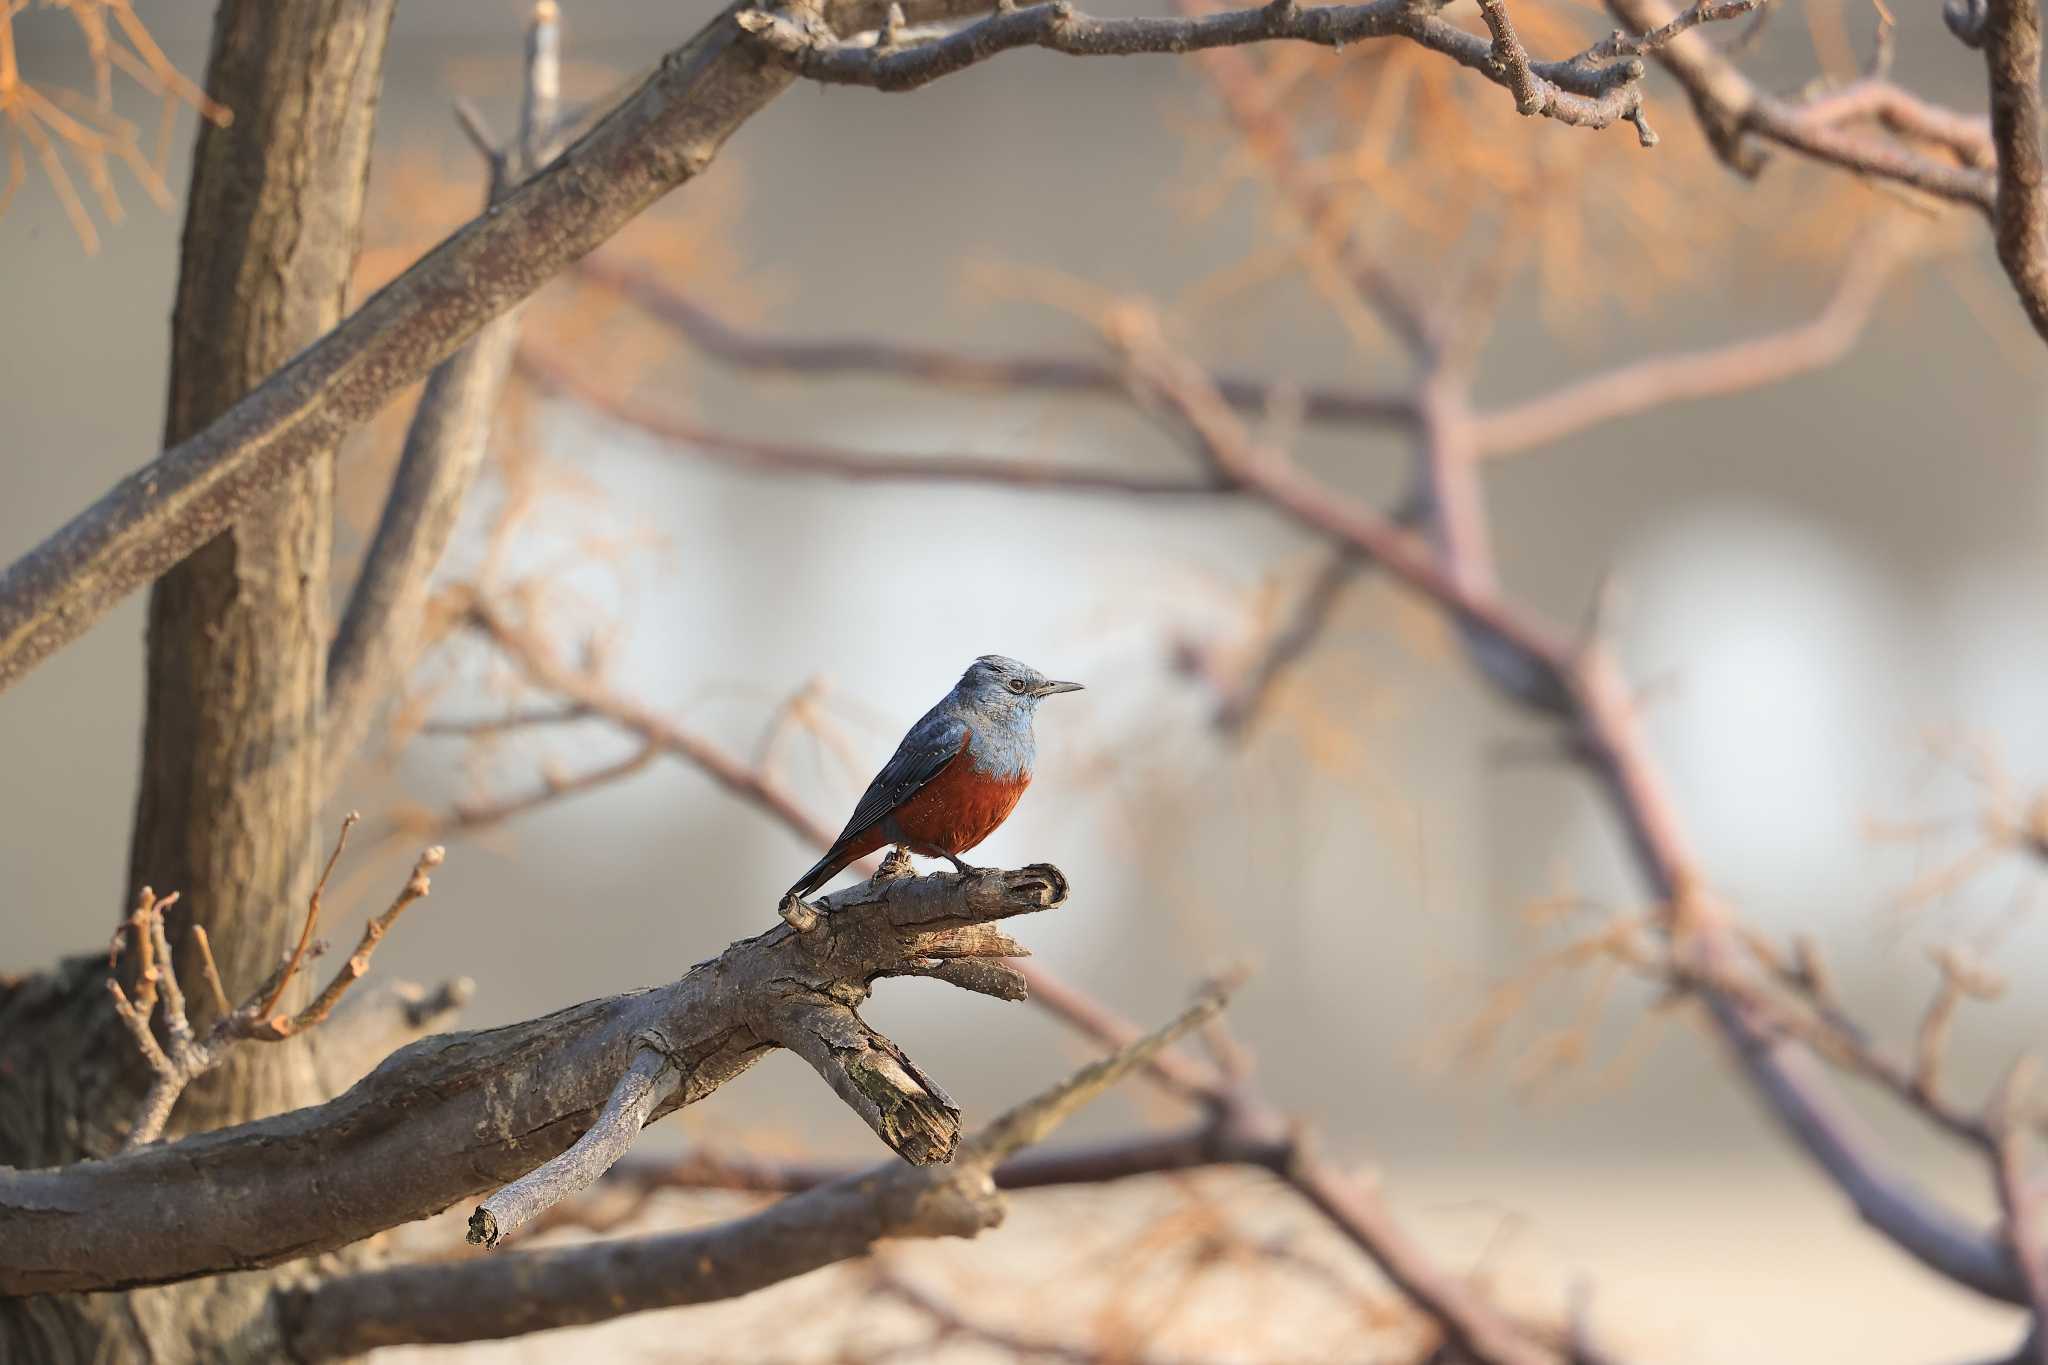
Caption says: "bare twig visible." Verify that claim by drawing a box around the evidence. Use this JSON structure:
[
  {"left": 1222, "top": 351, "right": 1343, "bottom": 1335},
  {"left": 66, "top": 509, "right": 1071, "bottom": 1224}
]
[
  {"left": 426, "top": 744, "right": 661, "bottom": 839},
  {"left": 515, "top": 344, "right": 1229, "bottom": 497},
  {"left": 572, "top": 254, "right": 1419, "bottom": 428},
  {"left": 1472, "top": 234, "right": 1906, "bottom": 458},
  {"left": 1203, "top": 547, "right": 1369, "bottom": 734},
  {"left": 451, "top": 97, "right": 503, "bottom": 182},
  {"left": 1575, "top": 0, "right": 1770, "bottom": 63},
  {"left": 737, "top": 0, "right": 1656, "bottom": 135},
  {"left": 464, "top": 598, "right": 827, "bottom": 841},
  {"left": 187, "top": 924, "right": 232, "bottom": 1019},
  {"left": 1605, "top": 0, "right": 1998, "bottom": 210},
  {"left": 106, "top": 833, "right": 444, "bottom": 1149},
  {"left": 1978, "top": 0, "right": 2048, "bottom": 338},
  {"left": 421, "top": 702, "right": 591, "bottom": 737},
  {"left": 261, "top": 810, "right": 357, "bottom": 1016},
  {"left": 326, "top": 0, "right": 571, "bottom": 778},
  {"left": 289, "top": 846, "right": 443, "bottom": 1034}
]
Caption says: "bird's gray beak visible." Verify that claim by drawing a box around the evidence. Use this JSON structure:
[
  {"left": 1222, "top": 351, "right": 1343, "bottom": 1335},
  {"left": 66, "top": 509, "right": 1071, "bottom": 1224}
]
[{"left": 1035, "top": 680, "right": 1084, "bottom": 696}]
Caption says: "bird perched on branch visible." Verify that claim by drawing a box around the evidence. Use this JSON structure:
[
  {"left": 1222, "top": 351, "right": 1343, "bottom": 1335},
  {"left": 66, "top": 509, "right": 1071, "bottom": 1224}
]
[{"left": 784, "top": 655, "right": 1082, "bottom": 910}]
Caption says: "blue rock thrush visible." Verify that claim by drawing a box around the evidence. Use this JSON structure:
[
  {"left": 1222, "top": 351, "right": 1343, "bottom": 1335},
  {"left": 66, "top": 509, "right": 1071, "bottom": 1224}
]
[{"left": 785, "top": 655, "right": 1083, "bottom": 902}]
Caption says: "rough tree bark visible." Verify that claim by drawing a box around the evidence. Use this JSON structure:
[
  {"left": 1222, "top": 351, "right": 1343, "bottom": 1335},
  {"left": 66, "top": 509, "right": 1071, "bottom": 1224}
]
[{"left": 0, "top": 3, "right": 396, "bottom": 1361}]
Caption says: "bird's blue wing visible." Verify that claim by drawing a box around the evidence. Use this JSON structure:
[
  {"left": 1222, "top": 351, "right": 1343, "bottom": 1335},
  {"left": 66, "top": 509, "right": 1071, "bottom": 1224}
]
[{"left": 831, "top": 709, "right": 970, "bottom": 846}]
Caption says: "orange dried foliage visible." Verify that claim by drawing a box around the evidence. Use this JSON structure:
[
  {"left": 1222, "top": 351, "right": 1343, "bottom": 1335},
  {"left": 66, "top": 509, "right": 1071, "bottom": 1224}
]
[
  {"left": 1179, "top": 0, "right": 1897, "bottom": 346},
  {"left": 0, "top": 0, "right": 227, "bottom": 252}
]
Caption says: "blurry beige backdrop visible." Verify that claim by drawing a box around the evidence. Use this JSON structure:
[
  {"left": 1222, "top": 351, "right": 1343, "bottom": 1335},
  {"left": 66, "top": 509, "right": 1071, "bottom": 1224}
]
[{"left": 3, "top": 1, "right": 2045, "bottom": 1359}]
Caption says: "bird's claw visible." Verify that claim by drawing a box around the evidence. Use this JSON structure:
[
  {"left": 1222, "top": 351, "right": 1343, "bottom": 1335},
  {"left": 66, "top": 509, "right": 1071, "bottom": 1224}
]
[{"left": 871, "top": 847, "right": 917, "bottom": 886}]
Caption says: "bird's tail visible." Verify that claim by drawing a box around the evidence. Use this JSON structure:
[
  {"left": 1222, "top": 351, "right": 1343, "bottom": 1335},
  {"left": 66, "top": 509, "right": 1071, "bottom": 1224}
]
[{"left": 786, "top": 846, "right": 847, "bottom": 901}]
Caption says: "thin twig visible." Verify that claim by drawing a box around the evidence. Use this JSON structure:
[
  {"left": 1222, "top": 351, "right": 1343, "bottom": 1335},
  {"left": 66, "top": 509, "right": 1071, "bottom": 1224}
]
[
  {"left": 106, "top": 834, "right": 445, "bottom": 1148},
  {"left": 737, "top": 0, "right": 1655, "bottom": 134},
  {"left": 1472, "top": 233, "right": 1905, "bottom": 458},
  {"left": 262, "top": 811, "right": 358, "bottom": 1016},
  {"left": 571, "top": 254, "right": 1419, "bottom": 428},
  {"left": 1207, "top": 547, "right": 1369, "bottom": 734},
  {"left": 515, "top": 345, "right": 1229, "bottom": 498}
]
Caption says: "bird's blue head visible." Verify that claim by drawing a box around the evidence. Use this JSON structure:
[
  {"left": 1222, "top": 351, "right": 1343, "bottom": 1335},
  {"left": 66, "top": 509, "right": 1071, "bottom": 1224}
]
[{"left": 951, "top": 654, "right": 1083, "bottom": 725}]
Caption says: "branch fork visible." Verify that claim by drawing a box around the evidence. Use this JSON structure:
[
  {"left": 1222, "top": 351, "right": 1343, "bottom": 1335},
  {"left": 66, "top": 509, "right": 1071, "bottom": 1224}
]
[
  {"left": 736, "top": 0, "right": 1669, "bottom": 136},
  {"left": 108, "top": 819, "right": 444, "bottom": 1150},
  {"left": 283, "top": 984, "right": 1232, "bottom": 1360},
  {"left": 458, "top": 861, "right": 1069, "bottom": 1251}
]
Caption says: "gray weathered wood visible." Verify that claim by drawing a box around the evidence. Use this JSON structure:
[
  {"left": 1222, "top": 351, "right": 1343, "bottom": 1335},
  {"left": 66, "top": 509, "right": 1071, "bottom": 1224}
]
[
  {"left": 0, "top": 865, "right": 1065, "bottom": 1296},
  {"left": 279, "top": 981, "right": 1225, "bottom": 1360}
]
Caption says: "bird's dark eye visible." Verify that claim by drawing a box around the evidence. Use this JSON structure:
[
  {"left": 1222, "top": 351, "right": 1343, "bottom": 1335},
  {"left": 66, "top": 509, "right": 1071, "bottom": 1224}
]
[{"left": 1007, "top": 678, "right": 1028, "bottom": 694}]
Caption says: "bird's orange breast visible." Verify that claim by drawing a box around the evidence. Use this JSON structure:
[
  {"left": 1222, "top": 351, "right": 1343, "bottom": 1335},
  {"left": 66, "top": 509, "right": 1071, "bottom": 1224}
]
[{"left": 889, "top": 760, "right": 1031, "bottom": 856}]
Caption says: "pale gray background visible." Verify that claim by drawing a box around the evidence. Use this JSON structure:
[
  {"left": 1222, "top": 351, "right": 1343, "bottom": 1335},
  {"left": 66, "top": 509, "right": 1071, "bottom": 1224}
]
[{"left": 3, "top": 2, "right": 2045, "bottom": 1358}]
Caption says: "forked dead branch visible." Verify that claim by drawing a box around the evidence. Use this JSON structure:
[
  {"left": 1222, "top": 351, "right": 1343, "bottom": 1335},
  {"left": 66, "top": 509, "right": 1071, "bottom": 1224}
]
[
  {"left": 280, "top": 981, "right": 1235, "bottom": 1359},
  {"left": 106, "top": 819, "right": 445, "bottom": 1149},
  {"left": 1, "top": 859, "right": 1072, "bottom": 1296}
]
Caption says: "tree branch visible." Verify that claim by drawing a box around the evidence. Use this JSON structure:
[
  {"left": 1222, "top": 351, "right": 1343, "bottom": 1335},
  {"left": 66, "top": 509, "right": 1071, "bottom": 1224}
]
[
  {"left": 0, "top": 0, "right": 799, "bottom": 695},
  {"left": 1471, "top": 231, "right": 1905, "bottom": 458},
  {"left": 301, "top": 975, "right": 476, "bottom": 1094},
  {"left": 1979, "top": 0, "right": 2048, "bottom": 338},
  {"left": 737, "top": 0, "right": 1657, "bottom": 135},
  {"left": 276, "top": 985, "right": 1230, "bottom": 1361},
  {"left": 570, "top": 253, "right": 1419, "bottom": 428},
  {"left": 515, "top": 344, "right": 1230, "bottom": 497},
  {"left": 0, "top": 863, "right": 1066, "bottom": 1295},
  {"left": 465, "top": 597, "right": 831, "bottom": 839},
  {"left": 105, "top": 836, "right": 443, "bottom": 1149},
  {"left": 1605, "top": 0, "right": 1999, "bottom": 211},
  {"left": 468, "top": 1038, "right": 680, "bottom": 1247},
  {"left": 325, "top": 3, "right": 560, "bottom": 777},
  {"left": 1106, "top": 316, "right": 2048, "bottom": 1306},
  {"left": 323, "top": 1, "right": 577, "bottom": 778},
  {"left": 1197, "top": 546, "right": 1368, "bottom": 734}
]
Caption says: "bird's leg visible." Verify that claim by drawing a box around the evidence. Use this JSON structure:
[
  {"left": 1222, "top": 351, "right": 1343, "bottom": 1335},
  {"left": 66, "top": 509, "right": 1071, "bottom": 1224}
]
[{"left": 941, "top": 852, "right": 982, "bottom": 877}]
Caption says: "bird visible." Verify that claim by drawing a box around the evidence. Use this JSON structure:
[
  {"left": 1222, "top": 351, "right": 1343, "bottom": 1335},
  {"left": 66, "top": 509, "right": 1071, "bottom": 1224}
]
[{"left": 784, "top": 655, "right": 1082, "bottom": 904}]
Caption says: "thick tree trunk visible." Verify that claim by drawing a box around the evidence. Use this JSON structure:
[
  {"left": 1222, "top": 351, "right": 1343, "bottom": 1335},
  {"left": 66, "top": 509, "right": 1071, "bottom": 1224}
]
[{"left": 0, "top": 3, "right": 394, "bottom": 1360}]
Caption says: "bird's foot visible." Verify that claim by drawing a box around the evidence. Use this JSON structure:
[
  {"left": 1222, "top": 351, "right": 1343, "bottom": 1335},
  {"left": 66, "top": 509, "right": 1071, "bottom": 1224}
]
[
  {"left": 943, "top": 854, "right": 983, "bottom": 878},
  {"left": 777, "top": 891, "right": 821, "bottom": 933},
  {"left": 870, "top": 846, "right": 916, "bottom": 887}
]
